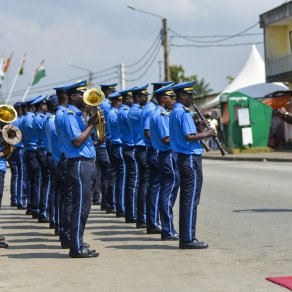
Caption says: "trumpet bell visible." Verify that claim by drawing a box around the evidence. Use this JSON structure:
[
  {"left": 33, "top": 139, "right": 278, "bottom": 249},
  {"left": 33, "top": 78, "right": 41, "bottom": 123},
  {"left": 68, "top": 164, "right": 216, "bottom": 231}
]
[
  {"left": 83, "top": 88, "right": 105, "bottom": 106},
  {"left": 0, "top": 105, "right": 17, "bottom": 123}
]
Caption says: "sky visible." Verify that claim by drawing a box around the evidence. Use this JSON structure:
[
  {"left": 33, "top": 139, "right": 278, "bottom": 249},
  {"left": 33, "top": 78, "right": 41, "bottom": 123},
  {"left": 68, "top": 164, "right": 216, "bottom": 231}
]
[{"left": 0, "top": 0, "right": 284, "bottom": 104}]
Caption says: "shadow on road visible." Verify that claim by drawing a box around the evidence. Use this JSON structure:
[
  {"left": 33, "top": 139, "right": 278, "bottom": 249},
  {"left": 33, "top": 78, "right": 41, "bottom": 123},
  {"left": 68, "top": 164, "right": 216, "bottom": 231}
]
[
  {"left": 233, "top": 208, "right": 292, "bottom": 213},
  {"left": 1, "top": 252, "right": 69, "bottom": 259},
  {"left": 97, "top": 236, "right": 161, "bottom": 242},
  {"left": 106, "top": 244, "right": 178, "bottom": 250}
]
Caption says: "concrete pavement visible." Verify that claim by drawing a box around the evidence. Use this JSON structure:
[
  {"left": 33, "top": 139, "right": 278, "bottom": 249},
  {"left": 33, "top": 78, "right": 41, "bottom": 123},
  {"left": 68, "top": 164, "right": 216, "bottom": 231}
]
[{"left": 0, "top": 160, "right": 289, "bottom": 292}]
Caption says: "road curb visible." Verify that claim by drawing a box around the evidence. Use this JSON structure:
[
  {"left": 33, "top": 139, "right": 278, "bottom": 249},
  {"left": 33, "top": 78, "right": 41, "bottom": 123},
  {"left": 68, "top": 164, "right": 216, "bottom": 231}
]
[{"left": 203, "top": 156, "right": 292, "bottom": 162}]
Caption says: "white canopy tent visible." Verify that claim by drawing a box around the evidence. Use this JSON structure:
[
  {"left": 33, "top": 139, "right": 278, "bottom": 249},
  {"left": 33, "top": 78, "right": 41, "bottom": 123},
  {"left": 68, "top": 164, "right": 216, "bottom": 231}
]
[{"left": 203, "top": 45, "right": 266, "bottom": 109}]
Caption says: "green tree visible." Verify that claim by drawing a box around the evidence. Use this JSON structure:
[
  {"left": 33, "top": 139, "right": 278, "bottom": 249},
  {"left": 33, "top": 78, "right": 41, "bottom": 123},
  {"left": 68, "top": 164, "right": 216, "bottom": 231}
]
[{"left": 170, "top": 64, "right": 213, "bottom": 96}]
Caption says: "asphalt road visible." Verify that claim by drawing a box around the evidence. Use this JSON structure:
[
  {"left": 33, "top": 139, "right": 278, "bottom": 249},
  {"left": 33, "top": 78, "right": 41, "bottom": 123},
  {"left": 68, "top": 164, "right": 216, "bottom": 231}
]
[{"left": 0, "top": 160, "right": 291, "bottom": 291}]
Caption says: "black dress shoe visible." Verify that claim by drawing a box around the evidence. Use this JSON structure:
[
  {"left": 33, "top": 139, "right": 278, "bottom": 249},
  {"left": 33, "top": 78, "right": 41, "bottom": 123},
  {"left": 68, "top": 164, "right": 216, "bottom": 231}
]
[
  {"left": 26, "top": 210, "right": 33, "bottom": 216},
  {"left": 125, "top": 218, "right": 136, "bottom": 223},
  {"left": 38, "top": 217, "right": 50, "bottom": 223},
  {"left": 49, "top": 222, "right": 56, "bottom": 229},
  {"left": 136, "top": 222, "right": 147, "bottom": 229},
  {"left": 0, "top": 242, "right": 8, "bottom": 248},
  {"left": 55, "top": 229, "right": 60, "bottom": 236},
  {"left": 10, "top": 202, "right": 17, "bottom": 207},
  {"left": 161, "top": 233, "right": 179, "bottom": 241},
  {"left": 179, "top": 239, "right": 208, "bottom": 249},
  {"left": 17, "top": 205, "right": 27, "bottom": 210},
  {"left": 106, "top": 208, "right": 116, "bottom": 214},
  {"left": 69, "top": 248, "right": 99, "bottom": 258},
  {"left": 31, "top": 212, "right": 38, "bottom": 219},
  {"left": 92, "top": 198, "right": 101, "bottom": 205},
  {"left": 147, "top": 226, "right": 162, "bottom": 234},
  {"left": 0, "top": 234, "right": 5, "bottom": 241},
  {"left": 116, "top": 212, "right": 125, "bottom": 218}
]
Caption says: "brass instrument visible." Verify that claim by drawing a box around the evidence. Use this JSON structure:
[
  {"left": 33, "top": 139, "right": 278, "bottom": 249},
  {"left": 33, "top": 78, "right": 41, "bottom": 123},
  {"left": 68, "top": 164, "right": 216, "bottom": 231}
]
[
  {"left": 83, "top": 88, "right": 106, "bottom": 143},
  {"left": 0, "top": 105, "right": 22, "bottom": 159}
]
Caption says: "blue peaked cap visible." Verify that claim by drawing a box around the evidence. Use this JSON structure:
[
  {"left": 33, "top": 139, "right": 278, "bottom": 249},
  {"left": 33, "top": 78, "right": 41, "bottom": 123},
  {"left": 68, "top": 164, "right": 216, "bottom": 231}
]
[
  {"left": 131, "top": 84, "right": 149, "bottom": 95},
  {"left": 53, "top": 81, "right": 75, "bottom": 92},
  {"left": 153, "top": 84, "right": 175, "bottom": 96},
  {"left": 25, "top": 95, "right": 41, "bottom": 105},
  {"left": 47, "top": 94, "right": 59, "bottom": 109},
  {"left": 13, "top": 102, "right": 24, "bottom": 108},
  {"left": 63, "top": 80, "right": 87, "bottom": 93},
  {"left": 100, "top": 83, "right": 117, "bottom": 88},
  {"left": 108, "top": 92, "right": 122, "bottom": 101},
  {"left": 31, "top": 94, "right": 48, "bottom": 105},
  {"left": 119, "top": 87, "right": 136, "bottom": 96},
  {"left": 151, "top": 81, "right": 173, "bottom": 86},
  {"left": 172, "top": 81, "right": 196, "bottom": 94}
]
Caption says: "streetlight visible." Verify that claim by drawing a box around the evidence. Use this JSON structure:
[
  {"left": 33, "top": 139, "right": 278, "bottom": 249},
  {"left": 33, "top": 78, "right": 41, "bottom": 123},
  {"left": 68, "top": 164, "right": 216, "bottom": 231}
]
[
  {"left": 67, "top": 62, "right": 93, "bottom": 86},
  {"left": 127, "top": 5, "right": 170, "bottom": 81}
]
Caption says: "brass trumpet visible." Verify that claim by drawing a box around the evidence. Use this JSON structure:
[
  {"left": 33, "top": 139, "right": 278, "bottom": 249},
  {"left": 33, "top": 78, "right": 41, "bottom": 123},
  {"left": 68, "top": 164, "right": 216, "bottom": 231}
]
[
  {"left": 0, "top": 105, "right": 22, "bottom": 159},
  {"left": 83, "top": 88, "right": 106, "bottom": 143}
]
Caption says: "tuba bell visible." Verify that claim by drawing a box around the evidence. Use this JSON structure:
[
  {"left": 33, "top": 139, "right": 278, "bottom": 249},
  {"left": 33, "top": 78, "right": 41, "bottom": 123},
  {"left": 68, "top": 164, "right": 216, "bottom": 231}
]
[
  {"left": 0, "top": 105, "right": 22, "bottom": 159},
  {"left": 83, "top": 88, "right": 106, "bottom": 143}
]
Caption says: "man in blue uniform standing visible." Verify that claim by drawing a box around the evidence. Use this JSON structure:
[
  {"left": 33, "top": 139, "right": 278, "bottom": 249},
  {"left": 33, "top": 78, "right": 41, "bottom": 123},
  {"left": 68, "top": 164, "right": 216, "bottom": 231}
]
[
  {"left": 31, "top": 94, "right": 50, "bottom": 223},
  {"left": 150, "top": 84, "right": 180, "bottom": 240},
  {"left": 107, "top": 91, "right": 125, "bottom": 217},
  {"left": 21, "top": 96, "right": 41, "bottom": 218},
  {"left": 118, "top": 88, "right": 137, "bottom": 223},
  {"left": 128, "top": 85, "right": 149, "bottom": 228},
  {"left": 8, "top": 102, "right": 26, "bottom": 209},
  {"left": 62, "top": 81, "right": 99, "bottom": 258},
  {"left": 170, "top": 81, "right": 216, "bottom": 249}
]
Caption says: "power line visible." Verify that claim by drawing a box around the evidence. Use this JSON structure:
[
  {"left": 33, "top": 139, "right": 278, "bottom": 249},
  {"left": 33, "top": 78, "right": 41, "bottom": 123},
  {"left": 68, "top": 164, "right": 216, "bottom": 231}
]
[
  {"left": 125, "top": 30, "right": 162, "bottom": 68},
  {"left": 126, "top": 36, "right": 162, "bottom": 75},
  {"left": 170, "top": 41, "right": 263, "bottom": 48},
  {"left": 126, "top": 41, "right": 161, "bottom": 82},
  {"left": 169, "top": 22, "right": 260, "bottom": 44}
]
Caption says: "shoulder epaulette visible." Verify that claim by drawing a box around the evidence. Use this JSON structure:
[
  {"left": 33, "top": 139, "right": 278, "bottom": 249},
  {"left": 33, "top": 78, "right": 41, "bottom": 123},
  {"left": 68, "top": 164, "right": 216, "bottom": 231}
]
[
  {"left": 160, "top": 110, "right": 166, "bottom": 116},
  {"left": 68, "top": 109, "right": 74, "bottom": 114},
  {"left": 183, "top": 106, "right": 190, "bottom": 112},
  {"left": 123, "top": 107, "right": 128, "bottom": 111}
]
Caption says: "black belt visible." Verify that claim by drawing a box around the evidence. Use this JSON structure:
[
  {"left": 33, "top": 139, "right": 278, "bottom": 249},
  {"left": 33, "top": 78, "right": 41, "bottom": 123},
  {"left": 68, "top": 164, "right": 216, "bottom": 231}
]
[
  {"left": 123, "top": 145, "right": 135, "bottom": 148},
  {"left": 67, "top": 157, "right": 95, "bottom": 163}
]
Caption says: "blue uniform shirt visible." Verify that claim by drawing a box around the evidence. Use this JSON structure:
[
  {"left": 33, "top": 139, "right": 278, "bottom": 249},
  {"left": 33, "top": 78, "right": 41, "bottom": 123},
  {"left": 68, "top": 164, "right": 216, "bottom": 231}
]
[
  {"left": 62, "top": 104, "right": 96, "bottom": 159},
  {"left": 32, "top": 112, "right": 47, "bottom": 150},
  {"left": 107, "top": 106, "right": 122, "bottom": 145},
  {"left": 150, "top": 105, "right": 171, "bottom": 152},
  {"left": 99, "top": 98, "right": 111, "bottom": 140},
  {"left": 13, "top": 116, "right": 24, "bottom": 149},
  {"left": 55, "top": 105, "right": 67, "bottom": 155},
  {"left": 45, "top": 114, "right": 61, "bottom": 162},
  {"left": 117, "top": 104, "right": 133, "bottom": 146},
  {"left": 0, "top": 146, "right": 6, "bottom": 172},
  {"left": 21, "top": 111, "right": 38, "bottom": 151},
  {"left": 140, "top": 101, "right": 156, "bottom": 147},
  {"left": 169, "top": 102, "right": 203, "bottom": 155},
  {"left": 127, "top": 103, "right": 145, "bottom": 146}
]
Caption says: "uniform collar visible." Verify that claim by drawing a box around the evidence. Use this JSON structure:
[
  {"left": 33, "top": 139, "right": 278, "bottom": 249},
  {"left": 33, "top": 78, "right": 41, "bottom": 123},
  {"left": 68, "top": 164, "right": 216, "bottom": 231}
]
[
  {"left": 174, "top": 102, "right": 184, "bottom": 109},
  {"left": 67, "top": 104, "right": 82, "bottom": 114},
  {"left": 57, "top": 105, "right": 66, "bottom": 111},
  {"left": 132, "top": 103, "right": 140, "bottom": 108}
]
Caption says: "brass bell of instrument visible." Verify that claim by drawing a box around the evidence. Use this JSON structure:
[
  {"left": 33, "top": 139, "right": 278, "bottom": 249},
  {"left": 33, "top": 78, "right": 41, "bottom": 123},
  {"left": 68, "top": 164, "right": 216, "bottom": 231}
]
[
  {"left": 0, "top": 105, "right": 18, "bottom": 124},
  {"left": 83, "top": 88, "right": 106, "bottom": 143}
]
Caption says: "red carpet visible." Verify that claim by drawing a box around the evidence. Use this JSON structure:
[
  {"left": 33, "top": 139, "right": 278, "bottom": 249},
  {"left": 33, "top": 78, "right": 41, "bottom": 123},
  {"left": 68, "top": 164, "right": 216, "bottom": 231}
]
[{"left": 266, "top": 276, "right": 292, "bottom": 290}]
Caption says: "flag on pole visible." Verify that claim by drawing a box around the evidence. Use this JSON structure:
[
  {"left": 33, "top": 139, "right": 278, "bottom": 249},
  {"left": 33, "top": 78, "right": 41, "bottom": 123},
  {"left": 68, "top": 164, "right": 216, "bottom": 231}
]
[
  {"left": 3, "top": 52, "right": 14, "bottom": 73},
  {"left": 0, "top": 56, "right": 5, "bottom": 89},
  {"left": 32, "top": 59, "right": 46, "bottom": 86},
  {"left": 19, "top": 55, "right": 26, "bottom": 75}
]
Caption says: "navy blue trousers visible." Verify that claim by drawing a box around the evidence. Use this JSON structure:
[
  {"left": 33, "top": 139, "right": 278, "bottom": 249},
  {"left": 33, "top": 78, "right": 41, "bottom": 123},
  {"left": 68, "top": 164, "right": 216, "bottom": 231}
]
[
  {"left": 177, "top": 154, "right": 203, "bottom": 242},
  {"left": 110, "top": 144, "right": 126, "bottom": 214},
  {"left": 8, "top": 148, "right": 26, "bottom": 207},
  {"left": 25, "top": 150, "right": 41, "bottom": 214},
  {"left": 158, "top": 151, "right": 179, "bottom": 236},
  {"left": 58, "top": 155, "right": 69, "bottom": 242},
  {"left": 146, "top": 147, "right": 160, "bottom": 229},
  {"left": 95, "top": 146, "right": 113, "bottom": 209},
  {"left": 67, "top": 158, "right": 95, "bottom": 255},
  {"left": 135, "top": 146, "right": 150, "bottom": 224},
  {"left": 0, "top": 171, "right": 5, "bottom": 208},
  {"left": 37, "top": 149, "right": 50, "bottom": 218},
  {"left": 123, "top": 146, "right": 138, "bottom": 221}
]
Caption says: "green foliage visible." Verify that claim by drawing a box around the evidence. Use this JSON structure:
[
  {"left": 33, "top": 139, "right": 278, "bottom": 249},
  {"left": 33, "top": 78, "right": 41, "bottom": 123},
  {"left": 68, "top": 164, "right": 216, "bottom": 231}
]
[{"left": 170, "top": 64, "right": 213, "bottom": 97}]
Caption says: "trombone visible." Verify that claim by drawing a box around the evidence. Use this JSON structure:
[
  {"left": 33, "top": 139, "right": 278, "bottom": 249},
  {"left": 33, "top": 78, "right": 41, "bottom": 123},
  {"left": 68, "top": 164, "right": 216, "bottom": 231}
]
[{"left": 83, "top": 88, "right": 106, "bottom": 143}]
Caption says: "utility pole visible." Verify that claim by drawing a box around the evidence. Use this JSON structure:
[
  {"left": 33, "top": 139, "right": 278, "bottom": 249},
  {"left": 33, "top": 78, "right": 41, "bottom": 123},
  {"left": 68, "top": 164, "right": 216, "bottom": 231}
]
[
  {"left": 158, "top": 60, "right": 163, "bottom": 82},
  {"left": 119, "top": 62, "right": 125, "bottom": 90},
  {"left": 162, "top": 18, "right": 170, "bottom": 81}
]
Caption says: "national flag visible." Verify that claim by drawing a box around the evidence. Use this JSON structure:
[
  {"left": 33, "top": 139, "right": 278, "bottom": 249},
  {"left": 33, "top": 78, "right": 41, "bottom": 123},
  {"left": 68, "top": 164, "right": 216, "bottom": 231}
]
[
  {"left": 3, "top": 52, "right": 13, "bottom": 73},
  {"left": 32, "top": 59, "right": 46, "bottom": 86},
  {"left": 18, "top": 55, "right": 26, "bottom": 75}
]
